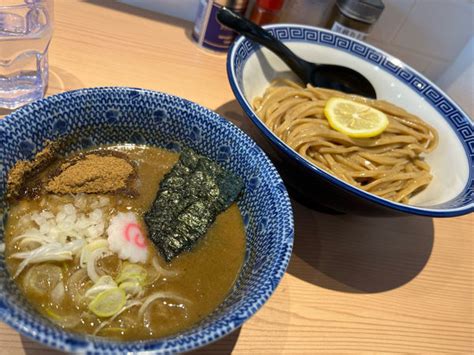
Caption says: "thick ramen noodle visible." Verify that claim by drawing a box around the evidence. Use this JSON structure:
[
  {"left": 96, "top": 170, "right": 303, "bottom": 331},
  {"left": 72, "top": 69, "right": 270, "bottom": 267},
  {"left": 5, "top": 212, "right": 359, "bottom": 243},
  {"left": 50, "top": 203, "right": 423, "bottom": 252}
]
[{"left": 253, "top": 79, "right": 439, "bottom": 204}]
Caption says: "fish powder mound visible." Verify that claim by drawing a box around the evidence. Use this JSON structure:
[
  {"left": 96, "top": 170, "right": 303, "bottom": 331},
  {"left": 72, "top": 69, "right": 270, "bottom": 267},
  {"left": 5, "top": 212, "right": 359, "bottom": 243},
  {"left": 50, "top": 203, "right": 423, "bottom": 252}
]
[
  {"left": 6, "top": 141, "right": 60, "bottom": 199},
  {"left": 46, "top": 153, "right": 136, "bottom": 194}
]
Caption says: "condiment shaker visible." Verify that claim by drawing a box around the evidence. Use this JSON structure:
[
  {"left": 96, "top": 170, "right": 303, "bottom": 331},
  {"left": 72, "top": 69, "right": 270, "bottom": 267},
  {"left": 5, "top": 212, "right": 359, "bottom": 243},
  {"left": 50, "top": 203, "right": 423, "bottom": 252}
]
[
  {"left": 193, "top": 0, "right": 249, "bottom": 52},
  {"left": 325, "top": 0, "right": 384, "bottom": 40},
  {"left": 250, "top": 0, "right": 285, "bottom": 25}
]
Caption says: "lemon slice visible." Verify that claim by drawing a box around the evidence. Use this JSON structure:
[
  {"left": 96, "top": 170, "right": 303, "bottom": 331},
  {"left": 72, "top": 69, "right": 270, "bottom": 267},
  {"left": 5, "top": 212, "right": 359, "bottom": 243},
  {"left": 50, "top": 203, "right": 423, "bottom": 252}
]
[
  {"left": 324, "top": 97, "right": 389, "bottom": 138},
  {"left": 88, "top": 287, "right": 126, "bottom": 318}
]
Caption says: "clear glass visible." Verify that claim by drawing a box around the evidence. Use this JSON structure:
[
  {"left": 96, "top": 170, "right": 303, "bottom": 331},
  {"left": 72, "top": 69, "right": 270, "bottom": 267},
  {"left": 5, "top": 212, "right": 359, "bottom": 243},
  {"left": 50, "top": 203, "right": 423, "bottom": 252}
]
[{"left": 0, "top": 0, "right": 53, "bottom": 110}]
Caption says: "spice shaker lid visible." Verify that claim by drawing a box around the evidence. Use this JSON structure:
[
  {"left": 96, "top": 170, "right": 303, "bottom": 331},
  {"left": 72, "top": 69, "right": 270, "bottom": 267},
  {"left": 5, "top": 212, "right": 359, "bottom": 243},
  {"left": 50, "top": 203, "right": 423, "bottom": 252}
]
[
  {"left": 336, "top": 0, "right": 385, "bottom": 24},
  {"left": 257, "top": 0, "right": 285, "bottom": 11}
]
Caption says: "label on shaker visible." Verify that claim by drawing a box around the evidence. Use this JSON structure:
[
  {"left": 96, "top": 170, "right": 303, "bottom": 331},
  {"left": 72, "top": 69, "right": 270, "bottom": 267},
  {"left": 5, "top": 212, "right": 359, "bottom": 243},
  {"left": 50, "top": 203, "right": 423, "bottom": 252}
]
[
  {"left": 331, "top": 21, "right": 367, "bottom": 40},
  {"left": 193, "top": 1, "right": 247, "bottom": 52}
]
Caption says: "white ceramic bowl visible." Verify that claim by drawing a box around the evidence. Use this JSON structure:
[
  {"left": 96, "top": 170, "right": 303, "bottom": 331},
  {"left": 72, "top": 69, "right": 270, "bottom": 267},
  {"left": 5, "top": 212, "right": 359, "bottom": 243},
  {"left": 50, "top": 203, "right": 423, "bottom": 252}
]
[{"left": 227, "top": 24, "right": 474, "bottom": 217}]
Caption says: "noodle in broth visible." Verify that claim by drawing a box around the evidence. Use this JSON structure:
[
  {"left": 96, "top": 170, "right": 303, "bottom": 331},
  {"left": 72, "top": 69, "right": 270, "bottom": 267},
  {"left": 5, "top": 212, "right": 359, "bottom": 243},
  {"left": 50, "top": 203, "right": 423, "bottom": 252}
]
[{"left": 253, "top": 79, "right": 439, "bottom": 204}]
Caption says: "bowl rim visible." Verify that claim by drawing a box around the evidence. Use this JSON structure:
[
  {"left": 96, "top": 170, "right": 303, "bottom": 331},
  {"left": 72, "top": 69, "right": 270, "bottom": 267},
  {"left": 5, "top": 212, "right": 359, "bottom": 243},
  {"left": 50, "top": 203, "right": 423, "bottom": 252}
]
[
  {"left": 0, "top": 87, "right": 295, "bottom": 353},
  {"left": 226, "top": 23, "right": 474, "bottom": 217}
]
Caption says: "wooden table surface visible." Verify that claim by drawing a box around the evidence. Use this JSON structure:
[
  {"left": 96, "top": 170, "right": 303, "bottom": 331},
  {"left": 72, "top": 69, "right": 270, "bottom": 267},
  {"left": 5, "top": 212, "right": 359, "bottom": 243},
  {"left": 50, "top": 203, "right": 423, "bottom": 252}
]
[{"left": 1, "top": 1, "right": 472, "bottom": 354}]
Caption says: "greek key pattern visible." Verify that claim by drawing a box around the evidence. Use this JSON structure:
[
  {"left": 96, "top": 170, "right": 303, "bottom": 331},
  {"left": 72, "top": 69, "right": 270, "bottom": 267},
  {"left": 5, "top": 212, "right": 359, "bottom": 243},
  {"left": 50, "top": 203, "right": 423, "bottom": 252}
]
[{"left": 231, "top": 25, "right": 473, "bottom": 210}]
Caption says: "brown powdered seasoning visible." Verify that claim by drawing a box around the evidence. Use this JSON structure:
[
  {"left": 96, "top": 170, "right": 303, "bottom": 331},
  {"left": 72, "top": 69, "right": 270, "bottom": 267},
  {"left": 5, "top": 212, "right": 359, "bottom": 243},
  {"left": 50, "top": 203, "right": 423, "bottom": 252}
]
[
  {"left": 7, "top": 141, "right": 59, "bottom": 200},
  {"left": 46, "top": 153, "right": 135, "bottom": 194}
]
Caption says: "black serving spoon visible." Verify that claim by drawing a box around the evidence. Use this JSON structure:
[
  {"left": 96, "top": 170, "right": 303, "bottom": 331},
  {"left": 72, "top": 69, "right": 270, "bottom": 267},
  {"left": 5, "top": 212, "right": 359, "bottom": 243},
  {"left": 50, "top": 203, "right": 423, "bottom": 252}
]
[{"left": 217, "top": 7, "right": 377, "bottom": 99}]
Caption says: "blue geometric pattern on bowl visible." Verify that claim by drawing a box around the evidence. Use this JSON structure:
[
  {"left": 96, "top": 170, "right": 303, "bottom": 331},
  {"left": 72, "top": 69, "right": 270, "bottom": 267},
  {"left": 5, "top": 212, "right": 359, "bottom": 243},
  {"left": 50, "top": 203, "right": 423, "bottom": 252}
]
[
  {"left": 0, "top": 88, "right": 294, "bottom": 353},
  {"left": 228, "top": 24, "right": 474, "bottom": 217}
]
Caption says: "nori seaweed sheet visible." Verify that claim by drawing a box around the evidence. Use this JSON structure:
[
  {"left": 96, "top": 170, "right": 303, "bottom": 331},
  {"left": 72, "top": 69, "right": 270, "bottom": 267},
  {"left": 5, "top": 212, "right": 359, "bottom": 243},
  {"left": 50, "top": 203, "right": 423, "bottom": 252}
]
[{"left": 144, "top": 149, "right": 243, "bottom": 262}]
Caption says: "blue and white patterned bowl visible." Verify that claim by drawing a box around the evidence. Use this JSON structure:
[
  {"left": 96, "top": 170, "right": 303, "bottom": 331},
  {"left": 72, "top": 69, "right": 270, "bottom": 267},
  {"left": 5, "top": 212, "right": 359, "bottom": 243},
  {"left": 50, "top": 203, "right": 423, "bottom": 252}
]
[
  {"left": 227, "top": 24, "right": 474, "bottom": 217},
  {"left": 0, "top": 88, "right": 294, "bottom": 353}
]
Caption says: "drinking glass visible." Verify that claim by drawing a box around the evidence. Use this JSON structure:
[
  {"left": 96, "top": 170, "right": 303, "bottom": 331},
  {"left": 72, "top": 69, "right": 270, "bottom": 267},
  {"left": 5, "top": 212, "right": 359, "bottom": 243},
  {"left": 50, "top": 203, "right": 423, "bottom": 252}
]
[{"left": 0, "top": 0, "right": 53, "bottom": 110}]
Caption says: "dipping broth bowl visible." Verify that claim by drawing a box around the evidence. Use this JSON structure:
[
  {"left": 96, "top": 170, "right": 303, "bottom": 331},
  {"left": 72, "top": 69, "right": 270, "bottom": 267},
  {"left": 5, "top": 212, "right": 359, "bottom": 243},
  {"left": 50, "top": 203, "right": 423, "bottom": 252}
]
[{"left": 0, "top": 88, "right": 293, "bottom": 353}]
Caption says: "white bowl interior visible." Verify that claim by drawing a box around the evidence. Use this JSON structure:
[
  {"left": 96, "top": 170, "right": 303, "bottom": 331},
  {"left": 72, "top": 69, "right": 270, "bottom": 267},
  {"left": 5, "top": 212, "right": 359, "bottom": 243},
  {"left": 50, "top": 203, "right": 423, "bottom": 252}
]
[{"left": 241, "top": 43, "right": 469, "bottom": 207}]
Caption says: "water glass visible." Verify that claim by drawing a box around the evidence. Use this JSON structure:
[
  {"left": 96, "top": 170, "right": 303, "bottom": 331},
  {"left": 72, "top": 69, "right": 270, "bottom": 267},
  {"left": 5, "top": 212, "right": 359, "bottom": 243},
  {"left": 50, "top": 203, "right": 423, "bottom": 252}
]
[{"left": 0, "top": 0, "right": 53, "bottom": 110}]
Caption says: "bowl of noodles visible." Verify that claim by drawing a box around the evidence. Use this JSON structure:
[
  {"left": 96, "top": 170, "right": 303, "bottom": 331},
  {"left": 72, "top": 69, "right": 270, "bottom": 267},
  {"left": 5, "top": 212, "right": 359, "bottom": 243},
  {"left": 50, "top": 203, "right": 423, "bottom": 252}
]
[{"left": 227, "top": 24, "right": 474, "bottom": 217}]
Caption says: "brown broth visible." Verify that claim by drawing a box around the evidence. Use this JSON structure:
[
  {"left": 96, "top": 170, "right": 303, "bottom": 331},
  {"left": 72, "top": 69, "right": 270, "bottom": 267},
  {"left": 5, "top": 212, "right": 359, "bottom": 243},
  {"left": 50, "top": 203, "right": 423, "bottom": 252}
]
[{"left": 4, "top": 145, "right": 246, "bottom": 340}]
